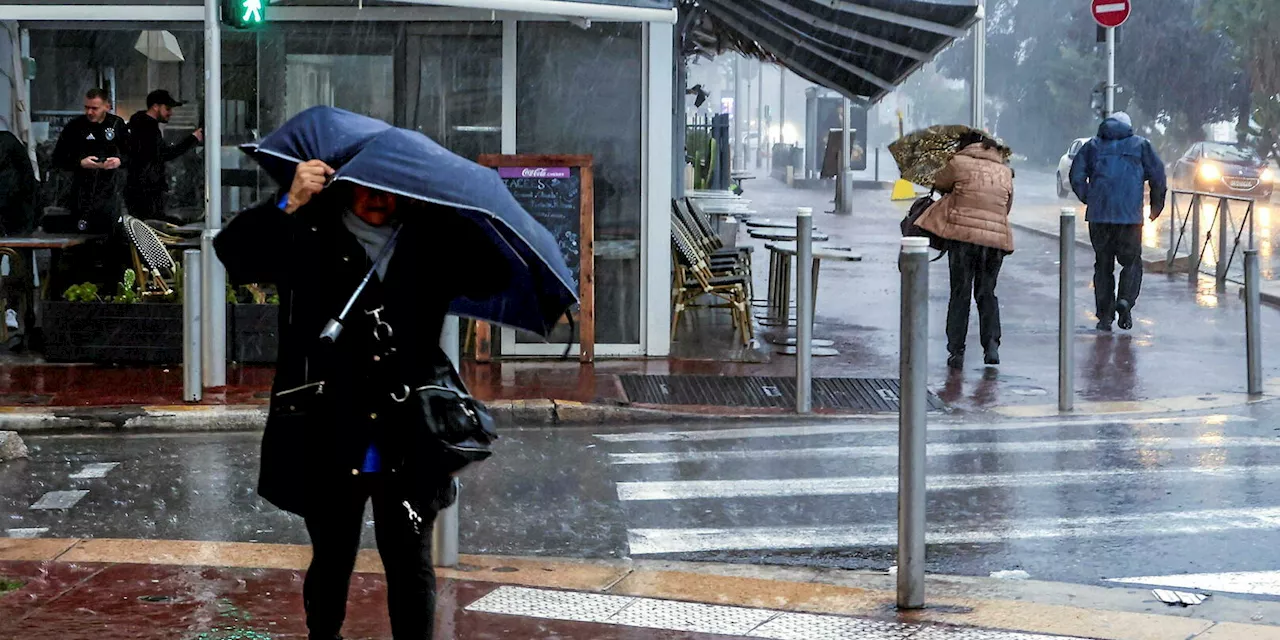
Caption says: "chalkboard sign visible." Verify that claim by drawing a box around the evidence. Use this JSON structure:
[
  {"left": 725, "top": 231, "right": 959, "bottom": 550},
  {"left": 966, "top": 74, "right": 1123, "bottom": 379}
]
[
  {"left": 477, "top": 154, "right": 595, "bottom": 363},
  {"left": 496, "top": 166, "right": 583, "bottom": 288}
]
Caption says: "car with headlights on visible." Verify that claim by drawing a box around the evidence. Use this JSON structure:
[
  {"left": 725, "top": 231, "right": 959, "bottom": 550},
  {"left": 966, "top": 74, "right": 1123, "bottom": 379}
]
[{"left": 1170, "top": 141, "right": 1274, "bottom": 201}]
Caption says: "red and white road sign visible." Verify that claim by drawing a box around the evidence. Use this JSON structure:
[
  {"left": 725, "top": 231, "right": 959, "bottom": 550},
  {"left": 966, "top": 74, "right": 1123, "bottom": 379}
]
[{"left": 1092, "top": 0, "right": 1131, "bottom": 28}]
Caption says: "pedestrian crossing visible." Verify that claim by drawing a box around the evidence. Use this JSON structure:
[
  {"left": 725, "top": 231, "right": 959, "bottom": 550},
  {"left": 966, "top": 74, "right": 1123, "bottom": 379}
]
[{"left": 595, "top": 412, "right": 1280, "bottom": 586}]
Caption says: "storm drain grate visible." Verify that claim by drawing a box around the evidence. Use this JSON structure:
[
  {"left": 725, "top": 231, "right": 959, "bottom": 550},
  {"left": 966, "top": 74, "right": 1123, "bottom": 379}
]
[{"left": 618, "top": 375, "right": 944, "bottom": 412}]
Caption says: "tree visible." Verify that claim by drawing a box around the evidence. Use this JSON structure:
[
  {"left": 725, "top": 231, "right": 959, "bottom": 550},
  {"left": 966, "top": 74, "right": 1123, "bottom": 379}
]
[
  {"left": 1205, "top": 0, "right": 1280, "bottom": 159},
  {"left": 931, "top": 0, "right": 1244, "bottom": 163}
]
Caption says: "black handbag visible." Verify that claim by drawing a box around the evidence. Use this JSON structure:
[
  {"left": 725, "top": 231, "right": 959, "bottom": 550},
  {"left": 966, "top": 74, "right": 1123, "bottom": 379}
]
[
  {"left": 396, "top": 349, "right": 499, "bottom": 476},
  {"left": 317, "top": 228, "right": 498, "bottom": 477}
]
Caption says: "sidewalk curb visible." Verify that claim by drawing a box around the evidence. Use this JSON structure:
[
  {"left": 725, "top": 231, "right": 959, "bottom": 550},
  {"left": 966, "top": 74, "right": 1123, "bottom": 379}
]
[
  {"left": 4, "top": 538, "right": 1280, "bottom": 639},
  {"left": 0, "top": 400, "right": 769, "bottom": 433}
]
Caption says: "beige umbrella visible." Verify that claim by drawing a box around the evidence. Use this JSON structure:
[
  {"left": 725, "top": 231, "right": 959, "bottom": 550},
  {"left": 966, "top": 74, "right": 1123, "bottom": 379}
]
[{"left": 134, "top": 30, "right": 185, "bottom": 62}]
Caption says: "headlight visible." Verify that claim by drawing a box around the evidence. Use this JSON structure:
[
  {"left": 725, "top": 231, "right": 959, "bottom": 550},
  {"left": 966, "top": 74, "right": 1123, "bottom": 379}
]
[
  {"left": 1199, "top": 163, "right": 1222, "bottom": 181},
  {"left": 1263, "top": 168, "right": 1276, "bottom": 183}
]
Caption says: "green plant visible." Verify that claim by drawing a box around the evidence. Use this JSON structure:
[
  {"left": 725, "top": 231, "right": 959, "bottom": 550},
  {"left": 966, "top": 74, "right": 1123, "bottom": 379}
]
[
  {"left": 0, "top": 577, "right": 22, "bottom": 595},
  {"left": 62, "top": 282, "right": 100, "bottom": 302},
  {"left": 109, "top": 269, "right": 141, "bottom": 304}
]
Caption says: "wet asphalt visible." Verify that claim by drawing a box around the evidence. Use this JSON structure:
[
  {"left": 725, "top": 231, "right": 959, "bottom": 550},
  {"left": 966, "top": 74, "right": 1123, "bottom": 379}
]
[{"left": 5, "top": 407, "right": 1280, "bottom": 593}]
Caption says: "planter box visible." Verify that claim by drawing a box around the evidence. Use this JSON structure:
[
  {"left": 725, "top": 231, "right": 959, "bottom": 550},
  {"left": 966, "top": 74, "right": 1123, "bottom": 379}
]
[
  {"left": 43, "top": 301, "right": 184, "bottom": 364},
  {"left": 230, "top": 304, "right": 279, "bottom": 364},
  {"left": 42, "top": 302, "right": 280, "bottom": 365}
]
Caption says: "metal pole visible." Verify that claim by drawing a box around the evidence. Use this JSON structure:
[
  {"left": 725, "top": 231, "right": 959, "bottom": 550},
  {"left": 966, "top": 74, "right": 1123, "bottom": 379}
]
[
  {"left": 796, "top": 208, "right": 814, "bottom": 413},
  {"left": 778, "top": 66, "right": 786, "bottom": 145},
  {"left": 1190, "top": 194, "right": 1202, "bottom": 283},
  {"left": 971, "top": 0, "right": 986, "bottom": 129},
  {"left": 756, "top": 61, "right": 765, "bottom": 169},
  {"left": 1217, "top": 198, "right": 1229, "bottom": 285},
  {"left": 838, "top": 98, "right": 853, "bottom": 215},
  {"left": 433, "top": 315, "right": 462, "bottom": 567},
  {"left": 1167, "top": 192, "right": 1177, "bottom": 265},
  {"left": 183, "top": 250, "right": 203, "bottom": 403},
  {"left": 875, "top": 147, "right": 880, "bottom": 183},
  {"left": 1059, "top": 208, "right": 1075, "bottom": 412},
  {"left": 734, "top": 55, "right": 746, "bottom": 173},
  {"left": 1249, "top": 200, "right": 1256, "bottom": 252},
  {"left": 202, "top": 0, "right": 226, "bottom": 388},
  {"left": 898, "top": 236, "right": 929, "bottom": 610},
  {"left": 1246, "top": 249, "right": 1263, "bottom": 395},
  {"left": 1105, "top": 27, "right": 1115, "bottom": 116}
]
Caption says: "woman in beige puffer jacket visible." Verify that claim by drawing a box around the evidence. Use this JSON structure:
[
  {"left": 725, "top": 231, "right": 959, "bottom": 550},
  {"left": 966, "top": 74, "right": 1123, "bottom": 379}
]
[{"left": 914, "top": 134, "right": 1014, "bottom": 370}]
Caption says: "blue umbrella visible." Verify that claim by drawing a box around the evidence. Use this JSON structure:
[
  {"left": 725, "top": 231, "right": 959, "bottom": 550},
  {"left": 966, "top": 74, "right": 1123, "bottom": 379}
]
[{"left": 241, "top": 106, "right": 578, "bottom": 337}]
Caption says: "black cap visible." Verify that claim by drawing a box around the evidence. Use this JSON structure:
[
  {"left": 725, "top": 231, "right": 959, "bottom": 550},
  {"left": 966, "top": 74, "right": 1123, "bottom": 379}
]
[{"left": 146, "top": 89, "right": 184, "bottom": 108}]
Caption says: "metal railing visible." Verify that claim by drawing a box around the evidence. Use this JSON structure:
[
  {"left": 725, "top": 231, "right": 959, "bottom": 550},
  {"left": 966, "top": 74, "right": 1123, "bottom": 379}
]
[{"left": 1166, "top": 190, "right": 1258, "bottom": 284}]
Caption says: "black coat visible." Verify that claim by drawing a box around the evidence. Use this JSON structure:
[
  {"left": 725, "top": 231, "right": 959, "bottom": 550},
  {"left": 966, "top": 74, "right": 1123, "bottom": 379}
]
[
  {"left": 214, "top": 192, "right": 508, "bottom": 517},
  {"left": 0, "top": 132, "right": 37, "bottom": 235},
  {"left": 52, "top": 114, "right": 128, "bottom": 224},
  {"left": 125, "top": 112, "right": 199, "bottom": 217}
]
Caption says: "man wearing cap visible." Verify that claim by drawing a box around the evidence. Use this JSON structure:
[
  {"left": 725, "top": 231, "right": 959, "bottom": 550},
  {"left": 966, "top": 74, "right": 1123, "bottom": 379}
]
[
  {"left": 126, "top": 89, "right": 203, "bottom": 221},
  {"left": 1069, "top": 111, "right": 1167, "bottom": 332}
]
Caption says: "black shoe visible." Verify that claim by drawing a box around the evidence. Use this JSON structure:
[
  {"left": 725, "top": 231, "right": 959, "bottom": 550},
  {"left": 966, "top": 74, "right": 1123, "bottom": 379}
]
[
  {"left": 1096, "top": 320, "right": 1112, "bottom": 332},
  {"left": 984, "top": 345, "right": 1000, "bottom": 366},
  {"left": 947, "top": 352, "right": 964, "bottom": 370},
  {"left": 1116, "top": 299, "right": 1133, "bottom": 330}
]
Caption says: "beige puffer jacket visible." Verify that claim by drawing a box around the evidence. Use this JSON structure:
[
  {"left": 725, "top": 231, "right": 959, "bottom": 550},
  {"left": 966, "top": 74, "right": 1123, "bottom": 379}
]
[{"left": 914, "top": 144, "right": 1015, "bottom": 253}]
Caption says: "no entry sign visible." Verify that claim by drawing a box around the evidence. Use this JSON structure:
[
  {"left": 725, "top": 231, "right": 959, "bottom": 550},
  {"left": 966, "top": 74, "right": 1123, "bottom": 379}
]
[{"left": 1092, "top": 0, "right": 1131, "bottom": 28}]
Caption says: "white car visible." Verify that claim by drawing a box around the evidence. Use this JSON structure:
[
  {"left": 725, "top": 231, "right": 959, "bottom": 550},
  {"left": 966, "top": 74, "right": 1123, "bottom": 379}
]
[{"left": 1057, "top": 137, "right": 1091, "bottom": 198}]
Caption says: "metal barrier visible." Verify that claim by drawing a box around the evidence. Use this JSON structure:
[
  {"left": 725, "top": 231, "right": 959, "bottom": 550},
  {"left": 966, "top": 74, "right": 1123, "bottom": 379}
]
[
  {"left": 1167, "top": 190, "right": 1257, "bottom": 284},
  {"left": 897, "top": 237, "right": 929, "bottom": 609},
  {"left": 183, "top": 250, "right": 202, "bottom": 403},
  {"left": 1059, "top": 209, "right": 1075, "bottom": 412},
  {"left": 795, "top": 208, "right": 814, "bottom": 413}
]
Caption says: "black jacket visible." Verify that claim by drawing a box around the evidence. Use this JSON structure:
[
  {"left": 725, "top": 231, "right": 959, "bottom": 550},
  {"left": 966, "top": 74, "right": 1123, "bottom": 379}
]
[
  {"left": 214, "top": 193, "right": 508, "bottom": 516},
  {"left": 125, "top": 111, "right": 198, "bottom": 196},
  {"left": 0, "top": 131, "right": 37, "bottom": 235},
  {"left": 51, "top": 114, "right": 128, "bottom": 220}
]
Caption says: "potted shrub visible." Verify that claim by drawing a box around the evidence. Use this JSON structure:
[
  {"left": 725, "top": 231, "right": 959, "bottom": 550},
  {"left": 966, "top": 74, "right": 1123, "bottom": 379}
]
[{"left": 43, "top": 270, "right": 185, "bottom": 364}]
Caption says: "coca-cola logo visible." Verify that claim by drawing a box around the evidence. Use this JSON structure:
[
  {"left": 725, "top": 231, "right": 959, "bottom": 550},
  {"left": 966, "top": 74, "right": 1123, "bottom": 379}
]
[{"left": 498, "top": 167, "right": 571, "bottom": 179}]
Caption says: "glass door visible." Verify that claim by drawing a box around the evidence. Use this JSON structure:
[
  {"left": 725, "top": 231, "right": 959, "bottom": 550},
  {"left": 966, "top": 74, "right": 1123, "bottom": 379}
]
[{"left": 403, "top": 23, "right": 502, "bottom": 161}]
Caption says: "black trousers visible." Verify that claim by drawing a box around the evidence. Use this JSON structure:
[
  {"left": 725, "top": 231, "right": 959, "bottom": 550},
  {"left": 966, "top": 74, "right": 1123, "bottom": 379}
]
[
  {"left": 1088, "top": 223, "right": 1143, "bottom": 324},
  {"left": 303, "top": 473, "right": 440, "bottom": 640},
  {"left": 946, "top": 241, "right": 1004, "bottom": 355}
]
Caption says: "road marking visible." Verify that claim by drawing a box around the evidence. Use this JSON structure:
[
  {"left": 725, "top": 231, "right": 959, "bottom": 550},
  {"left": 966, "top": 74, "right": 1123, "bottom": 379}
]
[
  {"left": 465, "top": 585, "right": 1079, "bottom": 639},
  {"left": 607, "top": 436, "right": 1280, "bottom": 465},
  {"left": 29, "top": 490, "right": 89, "bottom": 510},
  {"left": 70, "top": 462, "right": 120, "bottom": 479},
  {"left": 594, "top": 414, "right": 1250, "bottom": 443},
  {"left": 616, "top": 464, "right": 1280, "bottom": 501},
  {"left": 5, "top": 527, "right": 49, "bottom": 538},
  {"left": 626, "top": 506, "right": 1280, "bottom": 555},
  {"left": 1107, "top": 571, "right": 1280, "bottom": 597}
]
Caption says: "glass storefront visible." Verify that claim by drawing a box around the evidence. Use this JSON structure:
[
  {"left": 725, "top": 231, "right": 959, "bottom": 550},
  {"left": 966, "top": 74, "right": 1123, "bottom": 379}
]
[{"left": 19, "top": 15, "right": 660, "bottom": 354}]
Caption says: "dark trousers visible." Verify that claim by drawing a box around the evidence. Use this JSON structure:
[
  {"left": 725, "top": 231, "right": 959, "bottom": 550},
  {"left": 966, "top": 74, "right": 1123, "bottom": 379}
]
[
  {"left": 1088, "top": 223, "right": 1143, "bottom": 324},
  {"left": 303, "top": 473, "right": 440, "bottom": 640},
  {"left": 946, "top": 241, "right": 1004, "bottom": 355}
]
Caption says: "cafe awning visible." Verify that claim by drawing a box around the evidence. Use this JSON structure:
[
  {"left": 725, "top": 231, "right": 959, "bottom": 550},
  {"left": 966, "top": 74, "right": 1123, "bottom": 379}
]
[{"left": 683, "top": 0, "right": 981, "bottom": 103}]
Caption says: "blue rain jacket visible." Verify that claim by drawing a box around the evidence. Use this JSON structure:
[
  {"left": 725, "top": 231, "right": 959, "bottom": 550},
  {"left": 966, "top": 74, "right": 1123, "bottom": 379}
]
[{"left": 1070, "top": 118, "right": 1167, "bottom": 224}]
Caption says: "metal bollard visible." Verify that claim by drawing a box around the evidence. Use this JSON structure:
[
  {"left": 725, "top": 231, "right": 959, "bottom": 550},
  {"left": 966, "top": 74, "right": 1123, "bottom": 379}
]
[
  {"left": 183, "top": 250, "right": 202, "bottom": 403},
  {"left": 1190, "top": 194, "right": 1202, "bottom": 284},
  {"left": 1245, "top": 249, "right": 1263, "bottom": 395},
  {"left": 1217, "top": 199, "right": 1230, "bottom": 285},
  {"left": 796, "top": 208, "right": 814, "bottom": 413},
  {"left": 897, "top": 236, "right": 929, "bottom": 610},
  {"left": 433, "top": 315, "right": 462, "bottom": 568},
  {"left": 1059, "top": 209, "right": 1075, "bottom": 412},
  {"left": 201, "top": 230, "right": 227, "bottom": 389}
]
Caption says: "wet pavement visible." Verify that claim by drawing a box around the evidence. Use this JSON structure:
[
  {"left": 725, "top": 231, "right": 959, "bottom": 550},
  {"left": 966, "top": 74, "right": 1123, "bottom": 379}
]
[{"left": 8, "top": 408, "right": 1280, "bottom": 593}]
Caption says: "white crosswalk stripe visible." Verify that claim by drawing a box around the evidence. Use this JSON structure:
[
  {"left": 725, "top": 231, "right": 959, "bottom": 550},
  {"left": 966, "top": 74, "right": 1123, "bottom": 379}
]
[{"left": 594, "top": 412, "right": 1280, "bottom": 582}]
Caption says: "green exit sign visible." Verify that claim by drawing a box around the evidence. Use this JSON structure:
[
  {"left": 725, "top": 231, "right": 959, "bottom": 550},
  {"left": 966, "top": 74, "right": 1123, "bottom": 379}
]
[{"left": 221, "top": 0, "right": 265, "bottom": 29}]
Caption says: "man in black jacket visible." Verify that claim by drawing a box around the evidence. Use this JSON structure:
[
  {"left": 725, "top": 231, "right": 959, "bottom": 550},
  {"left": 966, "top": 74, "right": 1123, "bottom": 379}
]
[
  {"left": 51, "top": 88, "right": 128, "bottom": 233},
  {"left": 126, "top": 90, "right": 203, "bottom": 221},
  {"left": 215, "top": 160, "right": 508, "bottom": 640}
]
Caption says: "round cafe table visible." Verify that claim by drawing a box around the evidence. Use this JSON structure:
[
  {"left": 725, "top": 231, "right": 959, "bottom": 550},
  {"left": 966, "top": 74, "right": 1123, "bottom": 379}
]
[{"left": 759, "top": 242, "right": 863, "bottom": 356}]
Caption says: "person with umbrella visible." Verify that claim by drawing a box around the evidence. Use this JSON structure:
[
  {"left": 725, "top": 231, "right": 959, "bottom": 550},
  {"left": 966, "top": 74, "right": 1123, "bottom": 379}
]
[
  {"left": 908, "top": 130, "right": 1015, "bottom": 370},
  {"left": 215, "top": 107, "right": 575, "bottom": 640}
]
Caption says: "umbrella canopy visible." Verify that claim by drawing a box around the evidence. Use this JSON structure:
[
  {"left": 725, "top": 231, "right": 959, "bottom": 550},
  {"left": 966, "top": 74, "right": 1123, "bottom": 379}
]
[
  {"left": 241, "top": 106, "right": 578, "bottom": 337},
  {"left": 889, "top": 125, "right": 1012, "bottom": 188}
]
